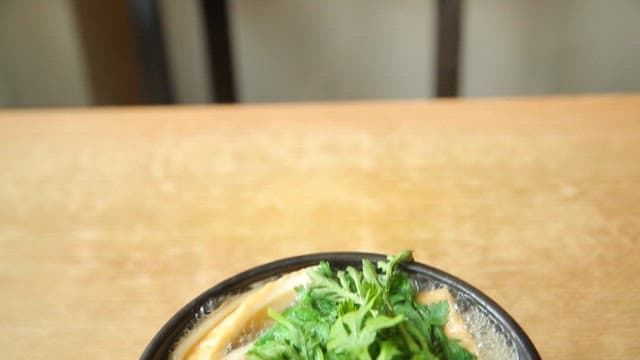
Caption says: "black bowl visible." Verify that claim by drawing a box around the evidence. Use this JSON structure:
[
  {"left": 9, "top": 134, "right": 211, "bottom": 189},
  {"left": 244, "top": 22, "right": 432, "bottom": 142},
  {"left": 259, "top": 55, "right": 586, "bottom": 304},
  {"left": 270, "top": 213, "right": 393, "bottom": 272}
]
[{"left": 141, "top": 252, "right": 540, "bottom": 359}]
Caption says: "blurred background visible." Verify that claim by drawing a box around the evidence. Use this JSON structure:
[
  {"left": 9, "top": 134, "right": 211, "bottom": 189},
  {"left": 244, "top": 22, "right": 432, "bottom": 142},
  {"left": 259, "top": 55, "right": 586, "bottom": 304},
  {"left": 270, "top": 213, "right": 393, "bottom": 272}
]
[{"left": 1, "top": 0, "right": 639, "bottom": 108}]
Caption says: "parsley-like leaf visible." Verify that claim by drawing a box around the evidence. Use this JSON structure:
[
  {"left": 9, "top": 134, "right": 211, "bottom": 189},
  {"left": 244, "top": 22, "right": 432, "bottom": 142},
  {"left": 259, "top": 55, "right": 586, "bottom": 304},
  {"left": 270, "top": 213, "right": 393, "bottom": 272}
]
[{"left": 247, "top": 251, "right": 477, "bottom": 360}]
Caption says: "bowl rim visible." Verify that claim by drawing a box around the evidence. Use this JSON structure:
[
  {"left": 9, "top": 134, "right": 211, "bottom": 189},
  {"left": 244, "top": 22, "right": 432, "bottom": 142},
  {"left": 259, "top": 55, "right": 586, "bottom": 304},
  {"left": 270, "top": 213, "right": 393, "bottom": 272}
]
[{"left": 140, "top": 251, "right": 540, "bottom": 360}]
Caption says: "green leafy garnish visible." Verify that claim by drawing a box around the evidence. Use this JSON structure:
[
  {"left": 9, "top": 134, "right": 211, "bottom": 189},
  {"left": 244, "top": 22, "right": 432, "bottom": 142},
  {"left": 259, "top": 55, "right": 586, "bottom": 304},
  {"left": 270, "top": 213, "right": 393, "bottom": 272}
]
[{"left": 247, "top": 251, "right": 477, "bottom": 360}]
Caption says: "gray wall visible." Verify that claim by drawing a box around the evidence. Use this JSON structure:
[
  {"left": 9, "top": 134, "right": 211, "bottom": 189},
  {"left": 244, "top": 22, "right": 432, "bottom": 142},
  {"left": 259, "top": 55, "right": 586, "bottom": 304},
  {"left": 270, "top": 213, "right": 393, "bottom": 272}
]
[
  {"left": 1, "top": 0, "right": 639, "bottom": 106},
  {"left": 0, "top": 1, "right": 89, "bottom": 107},
  {"left": 463, "top": 0, "right": 640, "bottom": 96}
]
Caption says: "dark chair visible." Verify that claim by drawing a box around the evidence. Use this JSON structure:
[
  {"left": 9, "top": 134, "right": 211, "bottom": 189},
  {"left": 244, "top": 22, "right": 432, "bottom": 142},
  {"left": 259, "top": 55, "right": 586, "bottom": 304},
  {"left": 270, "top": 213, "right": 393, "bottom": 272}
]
[
  {"left": 73, "top": 0, "right": 174, "bottom": 105},
  {"left": 436, "top": 0, "right": 462, "bottom": 98},
  {"left": 198, "top": 0, "right": 462, "bottom": 102},
  {"left": 128, "top": 0, "right": 174, "bottom": 104},
  {"left": 122, "top": 0, "right": 462, "bottom": 104}
]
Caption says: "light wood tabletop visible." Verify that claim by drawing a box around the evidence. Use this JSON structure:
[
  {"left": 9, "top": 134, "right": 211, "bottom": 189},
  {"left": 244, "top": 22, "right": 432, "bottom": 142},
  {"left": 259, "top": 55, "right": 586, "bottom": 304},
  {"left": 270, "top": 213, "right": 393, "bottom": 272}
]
[{"left": 1, "top": 94, "right": 639, "bottom": 359}]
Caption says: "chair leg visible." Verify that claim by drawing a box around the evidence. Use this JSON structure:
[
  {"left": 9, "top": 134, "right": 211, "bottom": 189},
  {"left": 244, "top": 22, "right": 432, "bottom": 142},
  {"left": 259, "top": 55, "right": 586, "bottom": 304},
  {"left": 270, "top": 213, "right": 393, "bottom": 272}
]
[
  {"left": 202, "top": 0, "right": 236, "bottom": 103},
  {"left": 436, "top": 0, "right": 461, "bottom": 98}
]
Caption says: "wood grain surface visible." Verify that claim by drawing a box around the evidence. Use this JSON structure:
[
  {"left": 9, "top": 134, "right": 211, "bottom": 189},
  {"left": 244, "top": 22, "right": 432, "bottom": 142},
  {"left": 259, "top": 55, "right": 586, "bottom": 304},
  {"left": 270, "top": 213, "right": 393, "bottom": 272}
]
[{"left": 1, "top": 95, "right": 639, "bottom": 359}]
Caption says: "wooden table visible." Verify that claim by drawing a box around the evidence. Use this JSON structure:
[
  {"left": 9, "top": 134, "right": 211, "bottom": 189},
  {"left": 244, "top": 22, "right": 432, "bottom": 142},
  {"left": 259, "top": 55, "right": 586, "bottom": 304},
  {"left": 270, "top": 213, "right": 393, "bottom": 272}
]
[{"left": 1, "top": 95, "right": 639, "bottom": 359}]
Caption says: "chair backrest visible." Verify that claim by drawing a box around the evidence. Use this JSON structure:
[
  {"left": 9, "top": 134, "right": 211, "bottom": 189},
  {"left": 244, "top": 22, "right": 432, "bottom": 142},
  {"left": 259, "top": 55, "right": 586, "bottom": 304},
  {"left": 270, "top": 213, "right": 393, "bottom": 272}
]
[
  {"left": 436, "top": 0, "right": 461, "bottom": 97},
  {"left": 125, "top": 0, "right": 462, "bottom": 104},
  {"left": 75, "top": 0, "right": 174, "bottom": 105},
  {"left": 128, "top": 0, "right": 174, "bottom": 104},
  {"left": 202, "top": 0, "right": 236, "bottom": 103}
]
